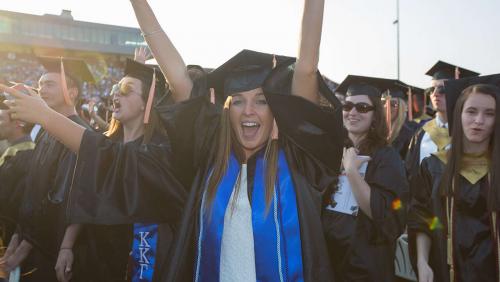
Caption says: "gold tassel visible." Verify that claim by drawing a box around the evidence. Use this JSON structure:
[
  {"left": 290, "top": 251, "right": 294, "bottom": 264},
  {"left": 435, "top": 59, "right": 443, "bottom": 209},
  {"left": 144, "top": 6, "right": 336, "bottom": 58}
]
[
  {"left": 210, "top": 88, "right": 215, "bottom": 104},
  {"left": 385, "top": 95, "right": 392, "bottom": 137},
  {"left": 407, "top": 87, "right": 413, "bottom": 121},
  {"left": 60, "top": 58, "right": 73, "bottom": 106},
  {"left": 454, "top": 66, "right": 461, "bottom": 79},
  {"left": 143, "top": 69, "right": 156, "bottom": 124}
]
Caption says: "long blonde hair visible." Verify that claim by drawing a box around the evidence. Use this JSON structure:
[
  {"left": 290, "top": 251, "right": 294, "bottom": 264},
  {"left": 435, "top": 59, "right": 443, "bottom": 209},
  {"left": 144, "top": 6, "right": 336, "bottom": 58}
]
[
  {"left": 388, "top": 97, "right": 408, "bottom": 144},
  {"left": 204, "top": 96, "right": 279, "bottom": 213}
]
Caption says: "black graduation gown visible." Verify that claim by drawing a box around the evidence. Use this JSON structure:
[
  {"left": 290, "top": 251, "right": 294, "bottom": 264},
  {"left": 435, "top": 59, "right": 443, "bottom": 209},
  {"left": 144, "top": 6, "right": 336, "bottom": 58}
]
[
  {"left": 66, "top": 129, "right": 188, "bottom": 282},
  {"left": 157, "top": 70, "right": 344, "bottom": 282},
  {"left": 15, "top": 115, "right": 90, "bottom": 281},
  {"left": 322, "top": 146, "right": 408, "bottom": 282},
  {"left": 0, "top": 138, "right": 34, "bottom": 242},
  {"left": 392, "top": 121, "right": 420, "bottom": 160},
  {"left": 404, "top": 127, "right": 425, "bottom": 184},
  {"left": 408, "top": 155, "right": 498, "bottom": 282}
]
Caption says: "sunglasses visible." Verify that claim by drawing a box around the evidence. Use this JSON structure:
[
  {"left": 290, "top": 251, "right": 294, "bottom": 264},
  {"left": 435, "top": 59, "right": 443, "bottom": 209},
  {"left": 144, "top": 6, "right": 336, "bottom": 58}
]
[
  {"left": 429, "top": 85, "right": 445, "bottom": 94},
  {"left": 342, "top": 102, "right": 375, "bottom": 113},
  {"left": 110, "top": 84, "right": 140, "bottom": 97}
]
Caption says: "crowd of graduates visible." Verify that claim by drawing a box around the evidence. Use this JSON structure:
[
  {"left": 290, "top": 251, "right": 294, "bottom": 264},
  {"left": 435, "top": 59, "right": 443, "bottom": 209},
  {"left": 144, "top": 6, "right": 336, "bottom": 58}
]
[{"left": 0, "top": 0, "right": 499, "bottom": 281}]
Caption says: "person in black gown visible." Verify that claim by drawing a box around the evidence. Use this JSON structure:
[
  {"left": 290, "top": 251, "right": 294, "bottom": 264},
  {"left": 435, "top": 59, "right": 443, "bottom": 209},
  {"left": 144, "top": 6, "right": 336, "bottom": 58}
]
[
  {"left": 323, "top": 75, "right": 408, "bottom": 281},
  {"left": 408, "top": 74, "right": 500, "bottom": 282},
  {"left": 2, "top": 58, "right": 188, "bottom": 282},
  {"left": 1, "top": 57, "right": 94, "bottom": 281},
  {"left": 129, "top": 0, "right": 345, "bottom": 281},
  {"left": 0, "top": 86, "right": 35, "bottom": 273}
]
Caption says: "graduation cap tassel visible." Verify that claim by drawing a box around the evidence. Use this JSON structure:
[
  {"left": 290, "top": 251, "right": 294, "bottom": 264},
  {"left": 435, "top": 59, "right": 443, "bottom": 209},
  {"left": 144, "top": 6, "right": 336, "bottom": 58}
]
[
  {"left": 60, "top": 58, "right": 73, "bottom": 106},
  {"left": 454, "top": 67, "right": 461, "bottom": 79},
  {"left": 210, "top": 88, "right": 215, "bottom": 104},
  {"left": 385, "top": 96, "right": 392, "bottom": 137},
  {"left": 407, "top": 88, "right": 413, "bottom": 121},
  {"left": 272, "top": 54, "right": 277, "bottom": 70},
  {"left": 271, "top": 118, "right": 278, "bottom": 140},
  {"left": 423, "top": 91, "right": 427, "bottom": 114},
  {"left": 143, "top": 69, "right": 156, "bottom": 124}
]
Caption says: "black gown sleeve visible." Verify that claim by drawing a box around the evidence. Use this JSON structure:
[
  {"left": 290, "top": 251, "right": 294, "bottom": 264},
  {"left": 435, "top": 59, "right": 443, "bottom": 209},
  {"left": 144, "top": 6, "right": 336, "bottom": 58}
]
[
  {"left": 68, "top": 130, "right": 188, "bottom": 225},
  {"left": 407, "top": 157, "right": 436, "bottom": 238},
  {"left": 156, "top": 78, "right": 220, "bottom": 188},
  {"left": 366, "top": 146, "right": 408, "bottom": 242},
  {"left": 0, "top": 149, "right": 33, "bottom": 228},
  {"left": 263, "top": 61, "right": 346, "bottom": 173}
]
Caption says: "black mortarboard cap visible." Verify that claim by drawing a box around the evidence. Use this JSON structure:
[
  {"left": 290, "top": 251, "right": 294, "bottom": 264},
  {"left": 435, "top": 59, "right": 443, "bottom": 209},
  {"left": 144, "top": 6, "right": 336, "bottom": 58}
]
[
  {"left": 38, "top": 56, "right": 95, "bottom": 84},
  {"left": 123, "top": 58, "right": 168, "bottom": 123},
  {"left": 207, "top": 49, "right": 293, "bottom": 103},
  {"left": 124, "top": 59, "right": 166, "bottom": 100},
  {"left": 385, "top": 81, "right": 421, "bottom": 100},
  {"left": 444, "top": 73, "right": 500, "bottom": 133},
  {"left": 425, "top": 60, "right": 480, "bottom": 80},
  {"left": 336, "top": 75, "right": 398, "bottom": 98}
]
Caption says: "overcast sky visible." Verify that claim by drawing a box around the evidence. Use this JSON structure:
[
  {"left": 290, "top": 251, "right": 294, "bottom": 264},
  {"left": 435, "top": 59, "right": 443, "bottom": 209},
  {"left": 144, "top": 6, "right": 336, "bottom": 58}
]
[{"left": 2, "top": 0, "right": 500, "bottom": 88}]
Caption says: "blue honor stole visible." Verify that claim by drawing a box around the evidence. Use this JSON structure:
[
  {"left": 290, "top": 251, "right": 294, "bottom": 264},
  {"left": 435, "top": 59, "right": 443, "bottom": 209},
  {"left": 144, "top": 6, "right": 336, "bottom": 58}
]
[
  {"left": 131, "top": 223, "right": 159, "bottom": 282},
  {"left": 195, "top": 150, "right": 304, "bottom": 282}
]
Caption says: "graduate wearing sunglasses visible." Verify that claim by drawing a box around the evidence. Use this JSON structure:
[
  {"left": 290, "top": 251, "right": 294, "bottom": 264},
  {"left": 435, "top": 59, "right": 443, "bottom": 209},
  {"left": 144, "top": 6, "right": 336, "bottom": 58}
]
[{"left": 323, "top": 75, "right": 408, "bottom": 281}]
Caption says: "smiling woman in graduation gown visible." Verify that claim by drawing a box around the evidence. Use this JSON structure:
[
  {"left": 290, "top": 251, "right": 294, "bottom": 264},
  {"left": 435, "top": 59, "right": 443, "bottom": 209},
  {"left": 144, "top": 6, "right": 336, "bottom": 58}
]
[
  {"left": 157, "top": 49, "right": 344, "bottom": 281},
  {"left": 408, "top": 74, "right": 500, "bottom": 282},
  {"left": 66, "top": 60, "right": 188, "bottom": 282},
  {"left": 322, "top": 75, "right": 408, "bottom": 282}
]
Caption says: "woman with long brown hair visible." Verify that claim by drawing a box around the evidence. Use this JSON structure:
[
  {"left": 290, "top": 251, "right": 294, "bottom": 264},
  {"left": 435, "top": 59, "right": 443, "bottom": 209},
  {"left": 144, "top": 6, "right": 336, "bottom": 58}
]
[
  {"left": 323, "top": 75, "right": 408, "bottom": 281},
  {"left": 408, "top": 74, "right": 500, "bottom": 282},
  {"left": 126, "top": 0, "right": 345, "bottom": 281}
]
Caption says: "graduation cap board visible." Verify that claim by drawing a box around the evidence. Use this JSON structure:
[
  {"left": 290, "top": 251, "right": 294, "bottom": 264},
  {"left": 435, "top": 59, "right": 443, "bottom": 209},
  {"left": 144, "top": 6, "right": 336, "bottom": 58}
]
[
  {"left": 390, "top": 82, "right": 425, "bottom": 121},
  {"left": 425, "top": 60, "right": 480, "bottom": 80},
  {"left": 207, "top": 49, "right": 294, "bottom": 104},
  {"left": 38, "top": 56, "right": 95, "bottom": 106},
  {"left": 444, "top": 73, "right": 500, "bottom": 134},
  {"left": 121, "top": 58, "right": 167, "bottom": 124},
  {"left": 335, "top": 75, "right": 403, "bottom": 98}
]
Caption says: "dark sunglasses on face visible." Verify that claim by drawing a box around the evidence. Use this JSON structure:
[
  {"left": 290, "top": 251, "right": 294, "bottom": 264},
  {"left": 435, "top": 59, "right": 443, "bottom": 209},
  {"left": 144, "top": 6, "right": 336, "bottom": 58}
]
[
  {"left": 429, "top": 85, "right": 445, "bottom": 94},
  {"left": 342, "top": 102, "right": 375, "bottom": 113}
]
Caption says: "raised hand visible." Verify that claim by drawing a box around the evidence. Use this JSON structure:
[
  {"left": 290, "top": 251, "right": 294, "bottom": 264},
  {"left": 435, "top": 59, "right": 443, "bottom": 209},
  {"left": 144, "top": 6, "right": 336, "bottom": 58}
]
[
  {"left": 134, "top": 46, "right": 151, "bottom": 64},
  {"left": 0, "top": 83, "right": 51, "bottom": 125}
]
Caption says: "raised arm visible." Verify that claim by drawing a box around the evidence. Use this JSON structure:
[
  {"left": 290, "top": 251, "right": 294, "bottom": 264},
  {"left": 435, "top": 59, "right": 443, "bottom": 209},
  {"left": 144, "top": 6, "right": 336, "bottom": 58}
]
[
  {"left": 130, "top": 0, "right": 193, "bottom": 102},
  {"left": 291, "top": 0, "right": 325, "bottom": 104},
  {"left": 1, "top": 85, "right": 84, "bottom": 153}
]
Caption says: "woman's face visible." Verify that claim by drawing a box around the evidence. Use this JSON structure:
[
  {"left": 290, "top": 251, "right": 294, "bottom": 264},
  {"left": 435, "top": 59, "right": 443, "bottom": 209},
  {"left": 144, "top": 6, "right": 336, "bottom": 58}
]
[
  {"left": 343, "top": 95, "right": 375, "bottom": 136},
  {"left": 112, "top": 77, "right": 145, "bottom": 124},
  {"left": 229, "top": 87, "right": 274, "bottom": 159},
  {"left": 461, "top": 92, "right": 496, "bottom": 145}
]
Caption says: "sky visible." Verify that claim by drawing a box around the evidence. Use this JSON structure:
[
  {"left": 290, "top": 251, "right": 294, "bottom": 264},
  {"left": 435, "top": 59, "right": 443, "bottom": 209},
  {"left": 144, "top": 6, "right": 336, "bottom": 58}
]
[{"left": 2, "top": 0, "right": 500, "bottom": 88}]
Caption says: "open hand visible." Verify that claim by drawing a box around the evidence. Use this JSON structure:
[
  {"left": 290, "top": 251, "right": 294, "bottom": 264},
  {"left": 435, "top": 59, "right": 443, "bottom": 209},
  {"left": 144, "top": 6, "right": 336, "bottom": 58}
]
[
  {"left": 134, "top": 46, "right": 151, "bottom": 64},
  {"left": 2, "top": 240, "right": 32, "bottom": 272},
  {"left": 0, "top": 83, "right": 50, "bottom": 125}
]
